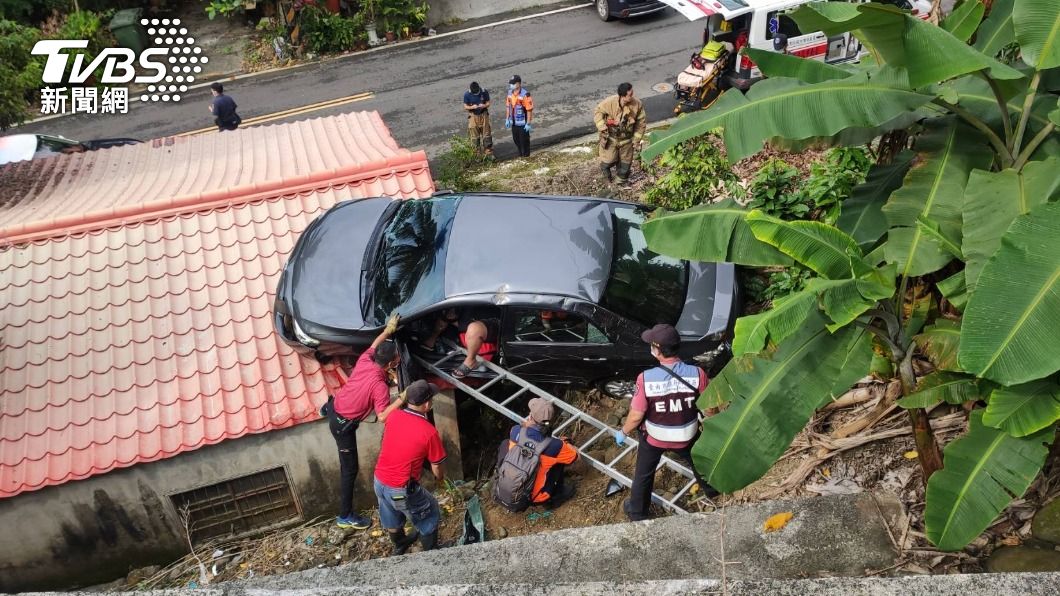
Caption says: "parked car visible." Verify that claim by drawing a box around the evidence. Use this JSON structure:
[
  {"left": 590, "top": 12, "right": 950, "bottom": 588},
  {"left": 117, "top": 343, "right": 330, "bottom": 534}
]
[
  {"left": 595, "top": 0, "right": 668, "bottom": 21},
  {"left": 274, "top": 193, "right": 739, "bottom": 397},
  {"left": 0, "top": 134, "right": 141, "bottom": 166}
]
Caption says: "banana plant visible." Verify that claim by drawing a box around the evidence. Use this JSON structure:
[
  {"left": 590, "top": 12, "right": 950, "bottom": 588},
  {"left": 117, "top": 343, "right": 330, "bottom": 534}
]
[{"left": 642, "top": 0, "right": 1060, "bottom": 551}]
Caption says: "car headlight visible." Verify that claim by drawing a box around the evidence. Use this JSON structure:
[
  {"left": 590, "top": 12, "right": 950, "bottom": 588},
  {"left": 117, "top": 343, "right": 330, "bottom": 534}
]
[{"left": 292, "top": 319, "right": 321, "bottom": 347}]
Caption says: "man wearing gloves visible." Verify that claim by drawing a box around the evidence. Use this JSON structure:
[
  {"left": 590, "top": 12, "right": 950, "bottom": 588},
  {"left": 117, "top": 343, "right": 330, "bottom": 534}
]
[
  {"left": 505, "top": 75, "right": 534, "bottom": 158},
  {"left": 374, "top": 380, "right": 449, "bottom": 555},
  {"left": 615, "top": 324, "right": 719, "bottom": 521},
  {"left": 327, "top": 313, "right": 406, "bottom": 530},
  {"left": 594, "top": 82, "right": 647, "bottom": 186}
]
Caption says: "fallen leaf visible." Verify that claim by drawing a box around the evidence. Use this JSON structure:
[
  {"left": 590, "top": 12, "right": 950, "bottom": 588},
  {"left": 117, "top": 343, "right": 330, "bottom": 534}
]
[
  {"left": 690, "top": 484, "right": 700, "bottom": 495},
  {"left": 763, "top": 511, "right": 793, "bottom": 533},
  {"left": 903, "top": 450, "right": 919, "bottom": 459},
  {"left": 821, "top": 467, "right": 831, "bottom": 478},
  {"left": 370, "top": 530, "right": 383, "bottom": 538},
  {"left": 1000, "top": 535, "right": 1021, "bottom": 546}
]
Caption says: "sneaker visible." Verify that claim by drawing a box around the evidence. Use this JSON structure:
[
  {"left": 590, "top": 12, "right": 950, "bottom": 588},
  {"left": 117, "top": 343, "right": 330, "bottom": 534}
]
[{"left": 336, "top": 514, "right": 371, "bottom": 530}]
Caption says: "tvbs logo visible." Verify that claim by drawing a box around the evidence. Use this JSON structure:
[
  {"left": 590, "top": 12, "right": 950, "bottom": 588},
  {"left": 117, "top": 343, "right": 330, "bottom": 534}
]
[{"left": 32, "top": 18, "right": 206, "bottom": 114}]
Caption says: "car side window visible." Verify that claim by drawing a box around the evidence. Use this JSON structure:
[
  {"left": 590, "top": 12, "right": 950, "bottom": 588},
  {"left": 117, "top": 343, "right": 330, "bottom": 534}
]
[{"left": 509, "top": 309, "right": 609, "bottom": 344}]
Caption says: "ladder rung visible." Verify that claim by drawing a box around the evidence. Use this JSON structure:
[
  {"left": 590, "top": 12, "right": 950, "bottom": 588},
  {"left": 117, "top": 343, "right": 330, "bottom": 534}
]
[
  {"left": 552, "top": 414, "right": 580, "bottom": 435},
  {"left": 579, "top": 427, "right": 608, "bottom": 451},
  {"left": 608, "top": 444, "right": 636, "bottom": 467},
  {"left": 477, "top": 373, "right": 508, "bottom": 393},
  {"left": 671, "top": 479, "right": 697, "bottom": 504},
  {"left": 499, "top": 386, "right": 529, "bottom": 407},
  {"left": 432, "top": 352, "right": 460, "bottom": 367}
]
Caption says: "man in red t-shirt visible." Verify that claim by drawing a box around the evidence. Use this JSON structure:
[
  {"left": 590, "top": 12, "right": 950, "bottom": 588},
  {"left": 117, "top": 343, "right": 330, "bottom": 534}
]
[
  {"left": 373, "top": 380, "right": 448, "bottom": 555},
  {"left": 328, "top": 313, "right": 406, "bottom": 530}
]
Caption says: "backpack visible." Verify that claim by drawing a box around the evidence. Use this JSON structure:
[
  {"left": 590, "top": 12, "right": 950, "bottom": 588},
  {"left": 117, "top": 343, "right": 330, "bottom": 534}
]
[{"left": 493, "top": 427, "right": 553, "bottom": 512}]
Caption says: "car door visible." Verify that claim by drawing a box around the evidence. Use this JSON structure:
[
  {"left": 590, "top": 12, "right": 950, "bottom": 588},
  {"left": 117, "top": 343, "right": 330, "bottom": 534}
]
[{"left": 499, "top": 306, "right": 619, "bottom": 386}]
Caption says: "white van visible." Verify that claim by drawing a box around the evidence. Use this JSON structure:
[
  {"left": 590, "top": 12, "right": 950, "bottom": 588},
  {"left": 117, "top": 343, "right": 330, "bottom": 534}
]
[{"left": 662, "top": 0, "right": 931, "bottom": 91}]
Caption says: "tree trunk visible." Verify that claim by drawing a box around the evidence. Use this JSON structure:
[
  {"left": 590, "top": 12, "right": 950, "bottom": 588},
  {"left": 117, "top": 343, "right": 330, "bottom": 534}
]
[
  {"left": 929, "top": 0, "right": 943, "bottom": 25},
  {"left": 876, "top": 129, "right": 910, "bottom": 165},
  {"left": 899, "top": 355, "right": 944, "bottom": 480}
]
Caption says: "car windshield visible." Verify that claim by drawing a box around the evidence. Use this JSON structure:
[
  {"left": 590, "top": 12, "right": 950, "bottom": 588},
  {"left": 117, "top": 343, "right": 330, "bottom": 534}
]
[
  {"left": 602, "top": 207, "right": 687, "bottom": 326},
  {"left": 369, "top": 197, "right": 460, "bottom": 323}
]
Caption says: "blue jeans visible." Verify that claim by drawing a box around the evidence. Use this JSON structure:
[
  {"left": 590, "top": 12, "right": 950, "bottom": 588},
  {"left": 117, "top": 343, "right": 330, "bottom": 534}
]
[{"left": 373, "top": 477, "right": 440, "bottom": 535}]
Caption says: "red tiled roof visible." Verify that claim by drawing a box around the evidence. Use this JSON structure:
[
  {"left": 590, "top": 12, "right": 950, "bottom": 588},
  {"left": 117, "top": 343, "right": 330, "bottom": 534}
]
[
  {"left": 0, "top": 111, "right": 434, "bottom": 245},
  {"left": 0, "top": 112, "right": 435, "bottom": 498}
]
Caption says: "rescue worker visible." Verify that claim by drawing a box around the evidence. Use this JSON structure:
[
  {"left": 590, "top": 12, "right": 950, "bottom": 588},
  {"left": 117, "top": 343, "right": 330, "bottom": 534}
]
[
  {"left": 594, "top": 82, "right": 647, "bottom": 186},
  {"left": 497, "top": 398, "right": 579, "bottom": 508},
  {"left": 373, "top": 380, "right": 448, "bottom": 555},
  {"left": 327, "top": 313, "right": 406, "bottom": 529},
  {"left": 614, "top": 324, "right": 720, "bottom": 521},
  {"left": 463, "top": 81, "right": 493, "bottom": 156},
  {"left": 505, "top": 75, "right": 534, "bottom": 158}
]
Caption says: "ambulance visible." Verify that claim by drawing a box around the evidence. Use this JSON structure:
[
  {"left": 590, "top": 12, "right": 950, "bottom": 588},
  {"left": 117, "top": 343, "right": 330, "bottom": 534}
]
[{"left": 661, "top": 0, "right": 932, "bottom": 91}]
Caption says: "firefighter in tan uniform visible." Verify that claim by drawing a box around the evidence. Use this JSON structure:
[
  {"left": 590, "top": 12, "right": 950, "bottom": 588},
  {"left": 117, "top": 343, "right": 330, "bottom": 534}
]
[{"left": 594, "top": 82, "right": 647, "bottom": 185}]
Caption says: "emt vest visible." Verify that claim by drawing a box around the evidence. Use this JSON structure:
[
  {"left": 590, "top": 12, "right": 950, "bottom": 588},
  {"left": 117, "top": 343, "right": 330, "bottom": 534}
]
[
  {"left": 642, "top": 362, "right": 702, "bottom": 443},
  {"left": 507, "top": 89, "right": 531, "bottom": 126}
]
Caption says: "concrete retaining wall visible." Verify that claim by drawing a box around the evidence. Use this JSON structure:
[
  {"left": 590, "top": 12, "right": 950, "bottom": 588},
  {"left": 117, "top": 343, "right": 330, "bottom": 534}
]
[
  {"left": 0, "top": 420, "right": 386, "bottom": 593},
  {"left": 427, "top": 0, "right": 572, "bottom": 26}
]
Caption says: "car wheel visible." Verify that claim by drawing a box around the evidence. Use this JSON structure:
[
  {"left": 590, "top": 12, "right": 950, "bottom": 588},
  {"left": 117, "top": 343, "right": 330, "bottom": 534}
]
[
  {"left": 596, "top": 0, "right": 614, "bottom": 21},
  {"left": 598, "top": 377, "right": 636, "bottom": 400}
]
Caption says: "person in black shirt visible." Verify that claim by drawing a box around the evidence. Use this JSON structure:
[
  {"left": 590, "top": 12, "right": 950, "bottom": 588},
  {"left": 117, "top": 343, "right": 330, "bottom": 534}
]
[
  {"left": 417, "top": 308, "right": 499, "bottom": 379},
  {"left": 209, "top": 82, "right": 242, "bottom": 132},
  {"left": 463, "top": 81, "right": 493, "bottom": 157}
]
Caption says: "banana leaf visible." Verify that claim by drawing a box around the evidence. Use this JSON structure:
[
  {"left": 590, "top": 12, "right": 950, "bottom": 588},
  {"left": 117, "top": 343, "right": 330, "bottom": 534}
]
[
  {"left": 925, "top": 410, "right": 1054, "bottom": 551},
  {"left": 1013, "top": 0, "right": 1060, "bottom": 70},
  {"left": 960, "top": 202, "right": 1060, "bottom": 385},
  {"left": 743, "top": 48, "right": 853, "bottom": 83},
  {"left": 642, "top": 199, "right": 791, "bottom": 266},
  {"left": 692, "top": 315, "right": 867, "bottom": 492},
  {"left": 732, "top": 290, "right": 817, "bottom": 357},
  {"left": 943, "top": 0, "right": 985, "bottom": 43},
  {"left": 642, "top": 74, "right": 934, "bottom": 162},
  {"left": 897, "top": 371, "right": 980, "bottom": 409},
  {"left": 974, "top": 0, "right": 1015, "bottom": 57},
  {"left": 915, "top": 318, "right": 963, "bottom": 372},
  {"left": 983, "top": 379, "right": 1060, "bottom": 437},
  {"left": 961, "top": 159, "right": 1060, "bottom": 291},
  {"left": 937, "top": 270, "right": 969, "bottom": 312},
  {"left": 792, "top": 2, "right": 1022, "bottom": 87},
  {"left": 837, "top": 150, "right": 915, "bottom": 250},
  {"left": 882, "top": 118, "right": 993, "bottom": 278},
  {"left": 745, "top": 210, "right": 865, "bottom": 279}
]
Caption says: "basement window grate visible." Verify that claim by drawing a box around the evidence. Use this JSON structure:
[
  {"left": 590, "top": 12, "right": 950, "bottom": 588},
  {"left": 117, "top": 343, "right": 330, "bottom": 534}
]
[{"left": 171, "top": 467, "right": 301, "bottom": 543}]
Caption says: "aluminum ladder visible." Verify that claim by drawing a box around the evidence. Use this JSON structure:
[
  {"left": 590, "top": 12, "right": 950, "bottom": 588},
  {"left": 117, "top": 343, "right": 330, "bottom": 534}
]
[{"left": 413, "top": 340, "right": 704, "bottom": 514}]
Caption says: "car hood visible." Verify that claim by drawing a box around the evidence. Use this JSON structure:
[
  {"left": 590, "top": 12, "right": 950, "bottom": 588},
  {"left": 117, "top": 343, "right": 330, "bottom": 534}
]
[
  {"left": 287, "top": 197, "right": 394, "bottom": 334},
  {"left": 676, "top": 262, "right": 736, "bottom": 339}
]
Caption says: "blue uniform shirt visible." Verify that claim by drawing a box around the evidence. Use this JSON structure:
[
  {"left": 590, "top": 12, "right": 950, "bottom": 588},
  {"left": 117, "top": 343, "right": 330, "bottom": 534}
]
[{"left": 463, "top": 89, "right": 490, "bottom": 115}]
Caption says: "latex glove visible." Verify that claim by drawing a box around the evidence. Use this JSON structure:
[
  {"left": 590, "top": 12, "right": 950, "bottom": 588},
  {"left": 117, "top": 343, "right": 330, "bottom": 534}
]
[
  {"left": 614, "top": 430, "right": 626, "bottom": 446},
  {"left": 384, "top": 312, "right": 401, "bottom": 335},
  {"left": 524, "top": 123, "right": 533, "bottom": 134},
  {"left": 504, "top": 118, "right": 512, "bottom": 129}
]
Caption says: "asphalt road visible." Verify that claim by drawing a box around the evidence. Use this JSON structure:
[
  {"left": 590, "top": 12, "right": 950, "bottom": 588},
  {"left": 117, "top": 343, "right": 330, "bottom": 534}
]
[{"left": 18, "top": 5, "right": 705, "bottom": 161}]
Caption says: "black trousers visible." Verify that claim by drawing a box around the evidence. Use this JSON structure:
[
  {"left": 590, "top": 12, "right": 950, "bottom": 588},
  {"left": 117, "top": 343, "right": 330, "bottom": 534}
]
[
  {"left": 628, "top": 439, "right": 713, "bottom": 520},
  {"left": 512, "top": 124, "right": 531, "bottom": 157},
  {"left": 329, "top": 409, "right": 360, "bottom": 518}
]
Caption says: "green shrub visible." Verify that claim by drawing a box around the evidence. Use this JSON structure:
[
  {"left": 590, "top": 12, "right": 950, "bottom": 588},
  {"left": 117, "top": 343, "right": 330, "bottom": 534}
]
[
  {"left": 301, "top": 5, "right": 365, "bottom": 53},
  {"left": 748, "top": 158, "right": 806, "bottom": 219},
  {"left": 643, "top": 135, "right": 740, "bottom": 210},
  {"left": 0, "top": 19, "right": 43, "bottom": 131},
  {"left": 205, "top": 0, "right": 245, "bottom": 20},
  {"left": 434, "top": 136, "right": 488, "bottom": 191},
  {"left": 800, "top": 146, "right": 872, "bottom": 224}
]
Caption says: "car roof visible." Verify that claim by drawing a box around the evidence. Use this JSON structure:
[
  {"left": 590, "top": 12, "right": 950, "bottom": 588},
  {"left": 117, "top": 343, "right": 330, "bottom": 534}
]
[
  {"left": 443, "top": 194, "right": 624, "bottom": 305},
  {"left": 0, "top": 135, "right": 40, "bottom": 166}
]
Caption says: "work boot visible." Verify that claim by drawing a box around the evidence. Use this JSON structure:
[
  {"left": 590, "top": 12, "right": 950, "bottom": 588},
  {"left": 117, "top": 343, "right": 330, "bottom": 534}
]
[
  {"left": 388, "top": 528, "right": 420, "bottom": 556},
  {"left": 616, "top": 162, "right": 632, "bottom": 187},
  {"left": 622, "top": 497, "right": 649, "bottom": 522},
  {"left": 419, "top": 529, "right": 439, "bottom": 551},
  {"left": 546, "top": 483, "right": 577, "bottom": 509},
  {"left": 598, "top": 162, "right": 612, "bottom": 183}
]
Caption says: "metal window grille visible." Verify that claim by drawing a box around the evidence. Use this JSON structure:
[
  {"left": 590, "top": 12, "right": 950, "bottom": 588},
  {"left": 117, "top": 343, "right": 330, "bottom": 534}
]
[{"left": 171, "top": 467, "right": 301, "bottom": 543}]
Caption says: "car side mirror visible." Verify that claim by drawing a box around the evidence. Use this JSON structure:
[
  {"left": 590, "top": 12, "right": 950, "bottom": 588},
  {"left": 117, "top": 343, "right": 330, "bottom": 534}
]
[{"left": 773, "top": 33, "right": 788, "bottom": 52}]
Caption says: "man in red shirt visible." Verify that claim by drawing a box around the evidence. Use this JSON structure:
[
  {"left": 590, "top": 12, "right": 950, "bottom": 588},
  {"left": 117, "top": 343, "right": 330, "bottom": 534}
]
[
  {"left": 373, "top": 380, "right": 448, "bottom": 555},
  {"left": 328, "top": 313, "right": 406, "bottom": 530},
  {"left": 614, "top": 324, "right": 720, "bottom": 521}
]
